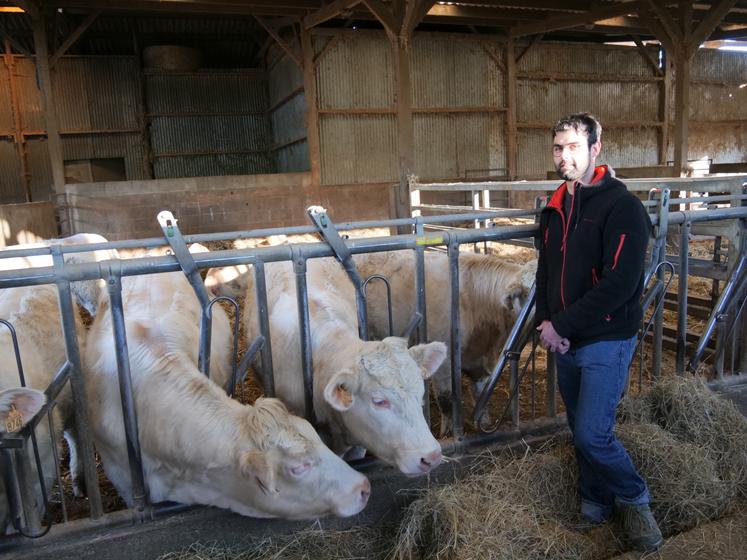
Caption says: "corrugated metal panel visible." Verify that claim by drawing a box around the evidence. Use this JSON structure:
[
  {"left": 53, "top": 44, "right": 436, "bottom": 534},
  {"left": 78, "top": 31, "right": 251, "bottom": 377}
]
[
  {"left": 691, "top": 49, "right": 747, "bottom": 82},
  {"left": 16, "top": 58, "right": 44, "bottom": 131},
  {"left": 154, "top": 153, "right": 274, "bottom": 178},
  {"left": 518, "top": 42, "right": 660, "bottom": 77},
  {"left": 146, "top": 71, "right": 268, "bottom": 113},
  {"left": 277, "top": 141, "right": 309, "bottom": 173},
  {"left": 689, "top": 83, "right": 747, "bottom": 121},
  {"left": 414, "top": 113, "right": 506, "bottom": 179},
  {"left": 410, "top": 36, "right": 504, "bottom": 108},
  {"left": 150, "top": 115, "right": 269, "bottom": 153},
  {"left": 0, "top": 140, "right": 23, "bottom": 203},
  {"left": 319, "top": 114, "right": 397, "bottom": 184},
  {"left": 317, "top": 34, "right": 394, "bottom": 110},
  {"left": 517, "top": 80, "right": 660, "bottom": 122},
  {"left": 61, "top": 133, "right": 148, "bottom": 181},
  {"left": 269, "top": 55, "right": 303, "bottom": 107},
  {"left": 689, "top": 123, "right": 747, "bottom": 163},
  {"left": 0, "top": 63, "right": 13, "bottom": 131},
  {"left": 271, "top": 94, "right": 306, "bottom": 146},
  {"left": 26, "top": 139, "right": 53, "bottom": 202}
]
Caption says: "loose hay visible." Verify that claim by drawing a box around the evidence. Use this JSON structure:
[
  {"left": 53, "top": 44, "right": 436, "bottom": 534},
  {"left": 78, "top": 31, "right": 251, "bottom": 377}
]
[{"left": 158, "top": 526, "right": 392, "bottom": 560}]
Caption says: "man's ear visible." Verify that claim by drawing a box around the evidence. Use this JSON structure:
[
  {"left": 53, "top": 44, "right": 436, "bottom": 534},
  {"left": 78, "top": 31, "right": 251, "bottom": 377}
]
[
  {"left": 323, "top": 370, "right": 357, "bottom": 411},
  {"left": 409, "top": 341, "right": 448, "bottom": 379},
  {"left": 591, "top": 140, "right": 601, "bottom": 161},
  {"left": 240, "top": 450, "right": 278, "bottom": 495}
]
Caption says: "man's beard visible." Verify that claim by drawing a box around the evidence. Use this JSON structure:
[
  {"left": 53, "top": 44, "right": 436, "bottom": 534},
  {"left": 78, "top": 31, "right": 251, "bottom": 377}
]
[{"left": 556, "top": 161, "right": 588, "bottom": 182}]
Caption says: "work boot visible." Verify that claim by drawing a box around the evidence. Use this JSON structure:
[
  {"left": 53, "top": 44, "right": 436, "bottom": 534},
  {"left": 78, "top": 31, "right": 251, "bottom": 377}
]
[{"left": 618, "top": 503, "right": 663, "bottom": 553}]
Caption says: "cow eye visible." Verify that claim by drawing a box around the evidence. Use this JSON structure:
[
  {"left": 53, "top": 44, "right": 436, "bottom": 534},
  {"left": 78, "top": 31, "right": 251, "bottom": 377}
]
[
  {"left": 289, "top": 462, "right": 312, "bottom": 478},
  {"left": 372, "top": 397, "right": 390, "bottom": 409}
]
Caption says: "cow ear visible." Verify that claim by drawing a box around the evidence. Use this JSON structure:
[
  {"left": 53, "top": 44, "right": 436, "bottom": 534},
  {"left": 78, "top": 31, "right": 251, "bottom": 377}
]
[
  {"left": 409, "top": 341, "right": 447, "bottom": 379},
  {"left": 0, "top": 388, "right": 46, "bottom": 433},
  {"left": 240, "top": 450, "right": 278, "bottom": 495},
  {"left": 323, "top": 370, "right": 356, "bottom": 411}
]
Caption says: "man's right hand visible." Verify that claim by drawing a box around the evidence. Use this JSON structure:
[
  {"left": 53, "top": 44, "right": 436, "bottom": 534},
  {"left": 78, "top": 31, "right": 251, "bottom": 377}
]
[{"left": 537, "top": 320, "right": 571, "bottom": 354}]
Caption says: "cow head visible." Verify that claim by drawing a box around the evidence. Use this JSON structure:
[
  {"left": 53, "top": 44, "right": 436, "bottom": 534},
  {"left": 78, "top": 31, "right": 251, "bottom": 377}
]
[
  {"left": 205, "top": 264, "right": 251, "bottom": 300},
  {"left": 231, "top": 398, "right": 370, "bottom": 519},
  {"left": 323, "top": 337, "right": 446, "bottom": 476}
]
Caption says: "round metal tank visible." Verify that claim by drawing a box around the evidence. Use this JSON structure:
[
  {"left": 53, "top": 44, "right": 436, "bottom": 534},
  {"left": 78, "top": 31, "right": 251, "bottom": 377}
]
[{"left": 142, "top": 45, "right": 204, "bottom": 71}]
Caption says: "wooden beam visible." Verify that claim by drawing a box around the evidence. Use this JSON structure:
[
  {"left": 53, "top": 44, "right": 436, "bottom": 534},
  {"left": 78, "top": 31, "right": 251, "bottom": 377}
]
[
  {"left": 632, "top": 34, "right": 663, "bottom": 76},
  {"left": 300, "top": 28, "right": 322, "bottom": 203},
  {"left": 660, "top": 51, "right": 671, "bottom": 164},
  {"left": 515, "top": 32, "right": 543, "bottom": 66},
  {"left": 402, "top": 0, "right": 436, "bottom": 38},
  {"left": 393, "top": 35, "right": 413, "bottom": 223},
  {"left": 481, "top": 43, "right": 505, "bottom": 73},
  {"left": 0, "top": 20, "right": 33, "bottom": 59},
  {"left": 255, "top": 16, "right": 302, "bottom": 69},
  {"left": 510, "top": 0, "right": 646, "bottom": 37},
  {"left": 50, "top": 9, "right": 101, "bottom": 68},
  {"left": 679, "top": 0, "right": 693, "bottom": 36},
  {"left": 646, "top": 0, "right": 683, "bottom": 44},
  {"left": 313, "top": 33, "right": 341, "bottom": 67},
  {"left": 506, "top": 36, "right": 517, "bottom": 181},
  {"left": 672, "top": 47, "right": 689, "bottom": 176},
  {"left": 304, "top": 0, "right": 361, "bottom": 30},
  {"left": 4, "top": 37, "right": 31, "bottom": 201},
  {"left": 688, "top": 0, "right": 738, "bottom": 54},
  {"left": 642, "top": 9, "right": 678, "bottom": 53},
  {"left": 362, "top": 0, "right": 398, "bottom": 38}
]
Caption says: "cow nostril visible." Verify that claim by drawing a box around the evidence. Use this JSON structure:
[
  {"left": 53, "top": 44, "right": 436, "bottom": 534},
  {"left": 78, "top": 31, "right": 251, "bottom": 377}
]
[
  {"left": 360, "top": 488, "right": 370, "bottom": 502},
  {"left": 421, "top": 457, "right": 431, "bottom": 467}
]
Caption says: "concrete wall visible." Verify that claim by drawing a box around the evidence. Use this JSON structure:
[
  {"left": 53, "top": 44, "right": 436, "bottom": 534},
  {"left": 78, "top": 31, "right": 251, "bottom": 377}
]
[{"left": 0, "top": 202, "right": 57, "bottom": 248}]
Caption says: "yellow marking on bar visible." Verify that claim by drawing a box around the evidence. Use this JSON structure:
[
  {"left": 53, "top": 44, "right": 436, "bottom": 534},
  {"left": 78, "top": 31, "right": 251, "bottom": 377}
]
[{"left": 416, "top": 236, "right": 443, "bottom": 246}]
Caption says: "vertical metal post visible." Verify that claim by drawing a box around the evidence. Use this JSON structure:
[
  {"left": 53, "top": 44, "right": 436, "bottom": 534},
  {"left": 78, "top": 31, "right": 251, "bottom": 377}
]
[
  {"left": 676, "top": 221, "right": 690, "bottom": 375},
  {"left": 15, "top": 445, "right": 42, "bottom": 533},
  {"left": 103, "top": 263, "right": 150, "bottom": 522},
  {"left": 546, "top": 349, "right": 557, "bottom": 418},
  {"left": 650, "top": 190, "right": 670, "bottom": 379},
  {"left": 711, "top": 236, "right": 722, "bottom": 305},
  {"left": 508, "top": 352, "right": 520, "bottom": 429},
  {"left": 413, "top": 217, "right": 430, "bottom": 425},
  {"left": 472, "top": 190, "right": 481, "bottom": 253},
  {"left": 447, "top": 238, "right": 464, "bottom": 442},
  {"left": 50, "top": 246, "right": 103, "bottom": 520},
  {"left": 740, "top": 293, "right": 747, "bottom": 375},
  {"left": 253, "top": 260, "right": 275, "bottom": 397},
  {"left": 714, "top": 315, "right": 726, "bottom": 380},
  {"left": 292, "top": 250, "right": 315, "bottom": 424}
]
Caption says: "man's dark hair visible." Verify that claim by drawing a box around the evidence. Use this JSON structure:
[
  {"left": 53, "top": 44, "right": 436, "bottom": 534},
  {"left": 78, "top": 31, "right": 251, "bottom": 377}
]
[{"left": 552, "top": 113, "right": 602, "bottom": 147}]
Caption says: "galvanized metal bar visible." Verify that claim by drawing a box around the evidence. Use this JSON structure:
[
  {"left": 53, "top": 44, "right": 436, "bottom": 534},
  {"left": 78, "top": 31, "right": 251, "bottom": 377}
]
[
  {"left": 253, "top": 261, "right": 275, "bottom": 397},
  {"left": 103, "top": 263, "right": 150, "bottom": 522},
  {"left": 49, "top": 246, "right": 103, "bottom": 520},
  {"left": 157, "top": 211, "right": 213, "bottom": 377},
  {"left": 208, "top": 296, "right": 240, "bottom": 396},
  {"left": 413, "top": 217, "right": 428, "bottom": 345},
  {"left": 690, "top": 251, "right": 747, "bottom": 372},
  {"left": 546, "top": 348, "right": 557, "bottom": 418},
  {"left": 447, "top": 238, "right": 464, "bottom": 442},
  {"left": 508, "top": 352, "right": 520, "bottom": 429},
  {"left": 292, "top": 250, "right": 315, "bottom": 425},
  {"left": 650, "top": 191, "right": 670, "bottom": 379},
  {"left": 740, "top": 292, "right": 747, "bottom": 374},
  {"left": 307, "top": 206, "right": 368, "bottom": 340},
  {"left": 47, "top": 406, "right": 68, "bottom": 524},
  {"left": 233, "top": 335, "right": 266, "bottom": 395},
  {"left": 676, "top": 221, "right": 691, "bottom": 375},
  {"left": 362, "top": 274, "right": 393, "bottom": 337},
  {"left": 14, "top": 446, "right": 42, "bottom": 534},
  {"left": 714, "top": 315, "right": 727, "bottom": 379},
  {"left": 401, "top": 313, "right": 423, "bottom": 343}
]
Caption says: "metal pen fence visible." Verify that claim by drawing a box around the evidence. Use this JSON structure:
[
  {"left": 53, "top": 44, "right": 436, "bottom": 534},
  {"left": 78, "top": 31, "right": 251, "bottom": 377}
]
[{"left": 0, "top": 177, "right": 745, "bottom": 542}]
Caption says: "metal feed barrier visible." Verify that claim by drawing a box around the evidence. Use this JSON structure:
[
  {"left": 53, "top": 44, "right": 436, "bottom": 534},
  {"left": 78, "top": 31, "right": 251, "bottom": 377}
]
[{"left": 0, "top": 175, "right": 745, "bottom": 545}]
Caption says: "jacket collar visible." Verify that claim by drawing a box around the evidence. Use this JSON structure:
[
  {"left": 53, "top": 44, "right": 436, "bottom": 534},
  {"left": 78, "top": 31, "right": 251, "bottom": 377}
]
[{"left": 546, "top": 165, "right": 610, "bottom": 210}]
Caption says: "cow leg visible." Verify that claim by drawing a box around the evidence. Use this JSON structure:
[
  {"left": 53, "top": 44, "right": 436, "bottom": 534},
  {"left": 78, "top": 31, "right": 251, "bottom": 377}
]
[{"left": 64, "top": 428, "right": 86, "bottom": 498}]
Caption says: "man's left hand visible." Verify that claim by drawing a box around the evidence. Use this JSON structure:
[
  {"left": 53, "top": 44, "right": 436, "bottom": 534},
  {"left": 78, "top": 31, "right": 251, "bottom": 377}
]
[{"left": 537, "top": 320, "right": 570, "bottom": 354}]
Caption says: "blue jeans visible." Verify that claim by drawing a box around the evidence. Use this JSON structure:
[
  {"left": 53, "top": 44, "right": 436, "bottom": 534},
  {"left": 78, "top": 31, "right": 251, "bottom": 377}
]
[{"left": 556, "top": 336, "right": 650, "bottom": 522}]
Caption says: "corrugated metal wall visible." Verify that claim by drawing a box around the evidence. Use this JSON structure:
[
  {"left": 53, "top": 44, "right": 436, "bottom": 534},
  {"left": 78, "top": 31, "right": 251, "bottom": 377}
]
[
  {"left": 516, "top": 42, "right": 663, "bottom": 178},
  {"left": 145, "top": 69, "right": 273, "bottom": 178},
  {"left": 268, "top": 47, "right": 308, "bottom": 173},
  {"left": 1, "top": 56, "right": 147, "bottom": 204},
  {"left": 688, "top": 49, "right": 747, "bottom": 164}
]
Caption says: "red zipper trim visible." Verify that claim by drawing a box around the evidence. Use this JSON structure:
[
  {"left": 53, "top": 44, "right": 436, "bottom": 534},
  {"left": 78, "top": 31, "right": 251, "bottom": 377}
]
[
  {"left": 592, "top": 266, "right": 599, "bottom": 285},
  {"left": 560, "top": 189, "right": 575, "bottom": 309},
  {"left": 612, "top": 233, "right": 626, "bottom": 270}
]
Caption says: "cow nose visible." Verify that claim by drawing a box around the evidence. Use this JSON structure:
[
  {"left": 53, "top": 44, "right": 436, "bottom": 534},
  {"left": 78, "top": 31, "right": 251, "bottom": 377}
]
[
  {"left": 357, "top": 479, "right": 371, "bottom": 504},
  {"left": 419, "top": 449, "right": 443, "bottom": 472}
]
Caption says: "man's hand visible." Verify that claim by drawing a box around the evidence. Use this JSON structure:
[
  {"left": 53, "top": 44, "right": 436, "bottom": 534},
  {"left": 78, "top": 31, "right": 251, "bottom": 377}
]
[{"left": 537, "top": 320, "right": 571, "bottom": 354}]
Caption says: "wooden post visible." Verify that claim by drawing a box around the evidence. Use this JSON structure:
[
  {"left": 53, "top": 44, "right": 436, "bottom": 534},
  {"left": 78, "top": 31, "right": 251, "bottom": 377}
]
[
  {"left": 660, "top": 49, "right": 671, "bottom": 165},
  {"left": 505, "top": 37, "right": 518, "bottom": 182},
  {"left": 31, "top": 12, "right": 66, "bottom": 196},
  {"left": 301, "top": 28, "right": 322, "bottom": 205},
  {"left": 133, "top": 32, "right": 154, "bottom": 179},
  {"left": 393, "top": 36, "right": 413, "bottom": 222},
  {"left": 4, "top": 38, "right": 31, "bottom": 202},
  {"left": 672, "top": 47, "right": 690, "bottom": 177}
]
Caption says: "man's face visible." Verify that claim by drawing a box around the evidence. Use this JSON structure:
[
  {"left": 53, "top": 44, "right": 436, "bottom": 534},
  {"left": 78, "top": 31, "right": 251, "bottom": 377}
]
[{"left": 552, "top": 127, "right": 598, "bottom": 182}]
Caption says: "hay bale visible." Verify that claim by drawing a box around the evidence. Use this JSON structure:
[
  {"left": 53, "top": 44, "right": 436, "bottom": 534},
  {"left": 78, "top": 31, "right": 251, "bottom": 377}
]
[
  {"left": 624, "top": 376, "right": 747, "bottom": 495},
  {"left": 616, "top": 422, "right": 737, "bottom": 535}
]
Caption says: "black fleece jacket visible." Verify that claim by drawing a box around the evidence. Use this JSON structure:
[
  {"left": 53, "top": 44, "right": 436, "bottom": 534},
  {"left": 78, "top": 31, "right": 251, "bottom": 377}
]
[{"left": 535, "top": 165, "right": 652, "bottom": 348}]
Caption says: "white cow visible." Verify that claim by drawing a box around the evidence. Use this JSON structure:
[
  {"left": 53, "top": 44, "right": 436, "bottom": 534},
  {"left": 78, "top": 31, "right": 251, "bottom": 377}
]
[
  {"left": 0, "top": 285, "right": 77, "bottom": 532},
  {"left": 237, "top": 258, "right": 447, "bottom": 476},
  {"left": 83, "top": 258, "right": 370, "bottom": 519},
  {"left": 355, "top": 250, "right": 537, "bottom": 433}
]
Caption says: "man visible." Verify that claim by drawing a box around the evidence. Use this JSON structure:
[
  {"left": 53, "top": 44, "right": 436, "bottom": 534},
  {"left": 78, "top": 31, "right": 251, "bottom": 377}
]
[{"left": 535, "top": 113, "right": 662, "bottom": 553}]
